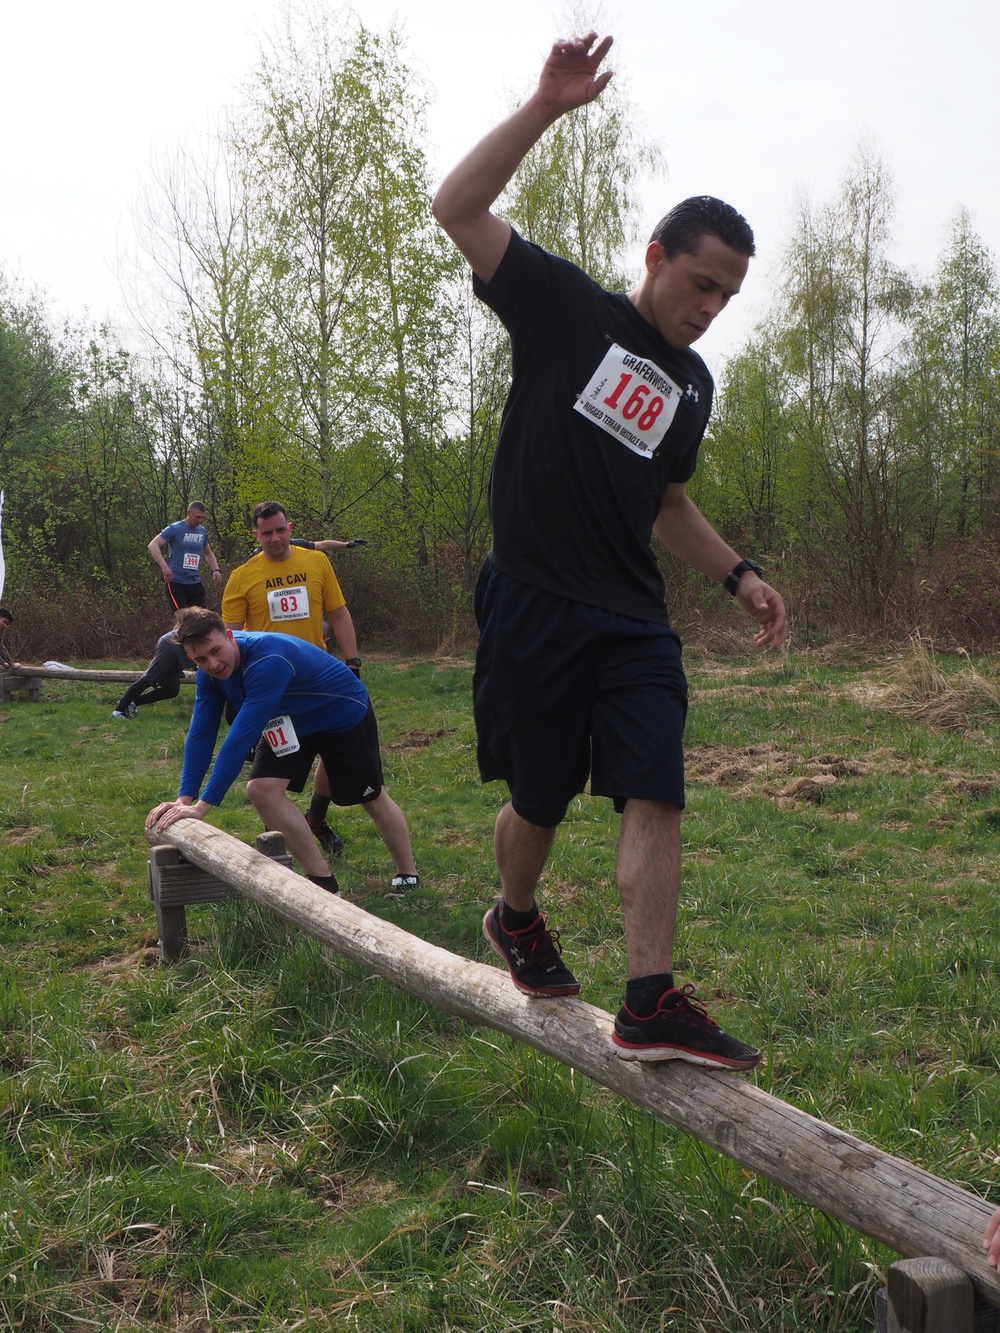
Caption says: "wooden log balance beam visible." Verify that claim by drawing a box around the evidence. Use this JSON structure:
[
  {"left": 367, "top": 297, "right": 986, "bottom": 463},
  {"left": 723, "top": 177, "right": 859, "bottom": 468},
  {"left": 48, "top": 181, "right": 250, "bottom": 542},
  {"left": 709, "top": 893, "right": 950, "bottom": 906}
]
[
  {"left": 145, "top": 819, "right": 1000, "bottom": 1315},
  {"left": 2, "top": 665, "right": 196, "bottom": 702},
  {"left": 3, "top": 665, "right": 197, "bottom": 684}
]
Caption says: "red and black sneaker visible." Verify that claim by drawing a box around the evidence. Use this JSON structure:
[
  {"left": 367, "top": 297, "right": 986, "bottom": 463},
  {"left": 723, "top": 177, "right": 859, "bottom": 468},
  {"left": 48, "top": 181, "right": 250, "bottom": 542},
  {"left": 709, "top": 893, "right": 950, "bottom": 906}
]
[
  {"left": 611, "top": 984, "right": 761, "bottom": 1070},
  {"left": 305, "top": 817, "right": 345, "bottom": 857},
  {"left": 482, "top": 901, "right": 580, "bottom": 998}
]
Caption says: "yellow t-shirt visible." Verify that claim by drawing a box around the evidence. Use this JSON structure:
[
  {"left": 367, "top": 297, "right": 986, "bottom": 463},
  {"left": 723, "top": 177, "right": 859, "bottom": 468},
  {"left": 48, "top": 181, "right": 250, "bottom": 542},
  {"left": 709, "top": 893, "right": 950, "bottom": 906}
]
[{"left": 222, "top": 549, "right": 346, "bottom": 649}]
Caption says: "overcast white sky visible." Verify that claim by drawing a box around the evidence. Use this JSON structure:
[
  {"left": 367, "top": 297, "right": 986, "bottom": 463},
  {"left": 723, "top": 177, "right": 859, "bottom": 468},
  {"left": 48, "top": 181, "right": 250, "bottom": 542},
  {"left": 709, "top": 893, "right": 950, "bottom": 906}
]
[{"left": 3, "top": 0, "right": 998, "bottom": 372}]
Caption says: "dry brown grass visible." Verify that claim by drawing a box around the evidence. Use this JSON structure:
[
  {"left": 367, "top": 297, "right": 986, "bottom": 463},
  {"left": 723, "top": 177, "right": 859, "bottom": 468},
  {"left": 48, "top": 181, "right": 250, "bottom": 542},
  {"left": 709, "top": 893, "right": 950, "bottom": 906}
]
[{"left": 878, "top": 633, "right": 1000, "bottom": 729}]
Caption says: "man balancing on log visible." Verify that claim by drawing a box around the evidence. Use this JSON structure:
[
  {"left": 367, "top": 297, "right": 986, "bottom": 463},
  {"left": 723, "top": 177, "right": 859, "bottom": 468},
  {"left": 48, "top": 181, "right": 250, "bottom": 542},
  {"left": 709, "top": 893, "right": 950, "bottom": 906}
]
[
  {"left": 432, "top": 32, "right": 787, "bottom": 1069},
  {"left": 145, "top": 607, "right": 419, "bottom": 898}
]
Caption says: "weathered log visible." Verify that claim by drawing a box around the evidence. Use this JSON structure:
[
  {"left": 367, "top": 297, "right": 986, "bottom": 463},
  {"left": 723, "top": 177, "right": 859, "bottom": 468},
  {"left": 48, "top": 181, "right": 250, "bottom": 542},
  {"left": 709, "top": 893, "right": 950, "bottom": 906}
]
[
  {"left": 4, "top": 666, "right": 195, "bottom": 683},
  {"left": 145, "top": 819, "right": 1000, "bottom": 1306}
]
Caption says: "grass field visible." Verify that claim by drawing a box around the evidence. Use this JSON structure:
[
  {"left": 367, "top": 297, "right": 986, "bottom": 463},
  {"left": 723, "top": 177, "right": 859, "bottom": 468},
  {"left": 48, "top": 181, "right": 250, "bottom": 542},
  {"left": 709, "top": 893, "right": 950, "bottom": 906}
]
[{"left": 2, "top": 640, "right": 999, "bottom": 1331}]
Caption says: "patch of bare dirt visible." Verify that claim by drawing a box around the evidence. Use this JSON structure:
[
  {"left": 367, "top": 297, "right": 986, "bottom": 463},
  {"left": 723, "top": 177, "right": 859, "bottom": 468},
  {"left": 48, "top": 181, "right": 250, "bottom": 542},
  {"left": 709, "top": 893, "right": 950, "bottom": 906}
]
[
  {"left": 4, "top": 825, "right": 44, "bottom": 845},
  {"left": 686, "top": 741, "right": 996, "bottom": 809},
  {"left": 386, "top": 727, "right": 454, "bottom": 750},
  {"left": 85, "top": 948, "right": 161, "bottom": 973}
]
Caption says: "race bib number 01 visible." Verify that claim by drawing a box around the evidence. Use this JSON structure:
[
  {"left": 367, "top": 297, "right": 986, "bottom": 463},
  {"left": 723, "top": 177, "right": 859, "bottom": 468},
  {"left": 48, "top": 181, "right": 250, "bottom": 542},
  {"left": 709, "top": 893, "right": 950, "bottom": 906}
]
[
  {"left": 182, "top": 551, "right": 201, "bottom": 570},
  {"left": 267, "top": 585, "right": 310, "bottom": 622},
  {"left": 263, "top": 714, "right": 300, "bottom": 756},
  {"left": 574, "top": 343, "right": 682, "bottom": 459}
]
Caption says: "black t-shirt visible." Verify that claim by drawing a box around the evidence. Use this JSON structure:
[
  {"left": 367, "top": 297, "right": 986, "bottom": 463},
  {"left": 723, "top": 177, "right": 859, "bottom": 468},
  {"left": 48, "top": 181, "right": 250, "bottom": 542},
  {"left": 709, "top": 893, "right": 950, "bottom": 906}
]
[{"left": 474, "top": 230, "right": 714, "bottom": 625}]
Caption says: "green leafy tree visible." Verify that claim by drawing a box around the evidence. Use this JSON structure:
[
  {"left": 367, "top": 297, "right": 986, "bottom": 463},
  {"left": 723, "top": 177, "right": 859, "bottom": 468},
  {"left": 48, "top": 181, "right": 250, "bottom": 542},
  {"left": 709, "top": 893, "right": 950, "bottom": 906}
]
[
  {"left": 902, "top": 207, "right": 1000, "bottom": 548},
  {"left": 776, "top": 148, "right": 915, "bottom": 627}
]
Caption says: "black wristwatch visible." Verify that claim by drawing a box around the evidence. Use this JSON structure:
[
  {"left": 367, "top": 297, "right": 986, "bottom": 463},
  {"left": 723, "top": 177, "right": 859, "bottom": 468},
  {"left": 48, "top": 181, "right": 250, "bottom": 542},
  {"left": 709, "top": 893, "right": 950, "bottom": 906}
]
[
  {"left": 724, "top": 558, "right": 764, "bottom": 596},
  {"left": 345, "top": 656, "right": 362, "bottom": 677}
]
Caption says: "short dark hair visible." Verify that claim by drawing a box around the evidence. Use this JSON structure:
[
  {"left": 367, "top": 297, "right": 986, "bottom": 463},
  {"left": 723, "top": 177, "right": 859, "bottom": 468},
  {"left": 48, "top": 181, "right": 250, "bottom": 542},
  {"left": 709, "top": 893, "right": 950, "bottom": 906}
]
[
  {"left": 174, "top": 606, "right": 227, "bottom": 650},
  {"left": 186, "top": 501, "right": 206, "bottom": 512},
  {"left": 0, "top": 607, "right": 11, "bottom": 624},
  {"left": 650, "top": 196, "right": 755, "bottom": 259},
  {"left": 251, "top": 501, "right": 289, "bottom": 526}
]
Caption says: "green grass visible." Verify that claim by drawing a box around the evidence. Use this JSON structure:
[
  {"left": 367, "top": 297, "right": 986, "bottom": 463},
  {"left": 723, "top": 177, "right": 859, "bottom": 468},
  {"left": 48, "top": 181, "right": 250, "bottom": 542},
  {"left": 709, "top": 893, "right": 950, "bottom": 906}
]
[{"left": 2, "top": 647, "right": 1000, "bottom": 1329}]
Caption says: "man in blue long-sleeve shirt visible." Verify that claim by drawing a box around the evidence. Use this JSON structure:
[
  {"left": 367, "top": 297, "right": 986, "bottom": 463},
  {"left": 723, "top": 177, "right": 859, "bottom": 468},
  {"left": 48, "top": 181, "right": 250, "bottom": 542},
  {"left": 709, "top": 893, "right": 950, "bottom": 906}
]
[{"left": 146, "top": 608, "right": 419, "bottom": 896}]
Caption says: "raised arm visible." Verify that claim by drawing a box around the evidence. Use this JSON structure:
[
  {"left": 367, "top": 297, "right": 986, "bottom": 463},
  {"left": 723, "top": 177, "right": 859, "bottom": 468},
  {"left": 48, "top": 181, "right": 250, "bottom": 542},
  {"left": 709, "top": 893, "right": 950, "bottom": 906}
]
[{"left": 432, "top": 32, "right": 613, "bottom": 282}]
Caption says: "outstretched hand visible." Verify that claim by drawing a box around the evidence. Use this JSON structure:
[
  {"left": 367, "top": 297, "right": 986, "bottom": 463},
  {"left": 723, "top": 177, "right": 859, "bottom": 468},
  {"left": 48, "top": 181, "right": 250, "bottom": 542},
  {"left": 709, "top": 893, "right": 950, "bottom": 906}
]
[
  {"left": 145, "top": 799, "right": 207, "bottom": 833},
  {"left": 736, "top": 577, "right": 789, "bottom": 649},
  {"left": 535, "top": 32, "right": 613, "bottom": 116}
]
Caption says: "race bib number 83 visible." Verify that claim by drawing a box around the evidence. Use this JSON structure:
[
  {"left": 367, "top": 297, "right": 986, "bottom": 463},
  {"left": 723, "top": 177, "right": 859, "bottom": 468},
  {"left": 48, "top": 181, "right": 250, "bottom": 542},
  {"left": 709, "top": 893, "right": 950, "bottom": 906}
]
[
  {"left": 267, "top": 585, "right": 310, "bottom": 622},
  {"left": 574, "top": 343, "right": 682, "bottom": 459}
]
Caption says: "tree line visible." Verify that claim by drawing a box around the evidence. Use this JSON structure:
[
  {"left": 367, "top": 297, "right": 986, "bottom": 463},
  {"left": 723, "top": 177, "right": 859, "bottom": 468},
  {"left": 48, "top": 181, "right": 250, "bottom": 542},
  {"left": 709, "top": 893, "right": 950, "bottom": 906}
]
[{"left": 2, "top": 11, "right": 998, "bottom": 657}]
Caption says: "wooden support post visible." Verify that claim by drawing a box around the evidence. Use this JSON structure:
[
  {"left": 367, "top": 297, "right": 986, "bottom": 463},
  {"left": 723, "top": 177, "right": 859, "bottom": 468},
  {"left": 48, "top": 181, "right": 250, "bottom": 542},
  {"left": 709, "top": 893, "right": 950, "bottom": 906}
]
[
  {"left": 147, "top": 830, "right": 292, "bottom": 962},
  {"left": 1, "top": 672, "right": 42, "bottom": 702},
  {"left": 873, "top": 1256, "right": 988, "bottom": 1333}
]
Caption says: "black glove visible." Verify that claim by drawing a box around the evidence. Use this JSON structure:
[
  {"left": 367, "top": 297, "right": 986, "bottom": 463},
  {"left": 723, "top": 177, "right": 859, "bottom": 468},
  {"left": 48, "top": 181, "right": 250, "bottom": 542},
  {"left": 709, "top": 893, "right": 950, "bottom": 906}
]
[
  {"left": 345, "top": 657, "right": 362, "bottom": 677},
  {"left": 346, "top": 538, "right": 367, "bottom": 549}
]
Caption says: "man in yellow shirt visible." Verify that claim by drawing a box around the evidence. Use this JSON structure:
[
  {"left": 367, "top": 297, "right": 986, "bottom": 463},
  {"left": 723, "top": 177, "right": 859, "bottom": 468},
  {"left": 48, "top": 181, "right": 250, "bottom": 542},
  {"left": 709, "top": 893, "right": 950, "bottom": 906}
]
[{"left": 222, "top": 501, "right": 361, "bottom": 858}]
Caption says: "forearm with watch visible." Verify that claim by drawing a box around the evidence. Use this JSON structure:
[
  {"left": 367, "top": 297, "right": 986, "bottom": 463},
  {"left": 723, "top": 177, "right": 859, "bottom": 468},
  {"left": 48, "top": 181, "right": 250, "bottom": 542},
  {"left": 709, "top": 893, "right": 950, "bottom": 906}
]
[{"left": 723, "top": 558, "right": 765, "bottom": 597}]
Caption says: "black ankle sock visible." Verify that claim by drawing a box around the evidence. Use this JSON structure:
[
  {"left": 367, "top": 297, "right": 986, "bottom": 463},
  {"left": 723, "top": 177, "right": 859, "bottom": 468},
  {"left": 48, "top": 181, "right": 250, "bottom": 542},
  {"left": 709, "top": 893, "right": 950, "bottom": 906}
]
[
  {"left": 307, "top": 873, "right": 339, "bottom": 895},
  {"left": 625, "top": 972, "right": 675, "bottom": 1016},
  {"left": 499, "top": 901, "right": 539, "bottom": 931},
  {"left": 307, "top": 794, "right": 331, "bottom": 823}
]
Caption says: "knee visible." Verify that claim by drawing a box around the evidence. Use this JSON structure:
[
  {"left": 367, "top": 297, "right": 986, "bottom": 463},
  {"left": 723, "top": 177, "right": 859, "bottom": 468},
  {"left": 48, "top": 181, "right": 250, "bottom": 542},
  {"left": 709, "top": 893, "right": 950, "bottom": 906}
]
[{"left": 245, "top": 778, "right": 281, "bottom": 813}]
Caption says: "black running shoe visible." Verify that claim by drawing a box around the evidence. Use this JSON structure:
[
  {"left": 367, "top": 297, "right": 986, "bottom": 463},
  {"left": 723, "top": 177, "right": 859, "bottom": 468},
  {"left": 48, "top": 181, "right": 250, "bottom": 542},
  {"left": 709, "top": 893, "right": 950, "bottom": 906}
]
[
  {"left": 386, "top": 874, "right": 421, "bottom": 898},
  {"left": 307, "top": 872, "right": 339, "bottom": 895},
  {"left": 611, "top": 984, "right": 761, "bottom": 1070},
  {"left": 482, "top": 901, "right": 580, "bottom": 998},
  {"left": 306, "top": 817, "right": 345, "bottom": 857}
]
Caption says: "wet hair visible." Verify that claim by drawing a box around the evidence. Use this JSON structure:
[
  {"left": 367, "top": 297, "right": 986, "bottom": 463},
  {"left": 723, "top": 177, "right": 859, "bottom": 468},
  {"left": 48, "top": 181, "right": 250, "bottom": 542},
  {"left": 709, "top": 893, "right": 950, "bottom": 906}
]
[
  {"left": 251, "top": 501, "right": 289, "bottom": 526},
  {"left": 174, "top": 606, "right": 227, "bottom": 650},
  {"left": 650, "top": 196, "right": 755, "bottom": 259},
  {"left": 0, "top": 607, "right": 11, "bottom": 624}
]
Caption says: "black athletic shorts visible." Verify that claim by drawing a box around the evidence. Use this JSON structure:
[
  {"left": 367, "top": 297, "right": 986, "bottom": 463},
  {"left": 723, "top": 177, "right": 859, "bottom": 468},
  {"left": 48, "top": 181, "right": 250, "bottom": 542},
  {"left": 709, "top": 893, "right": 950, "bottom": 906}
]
[
  {"left": 247, "top": 699, "right": 384, "bottom": 805},
  {"left": 166, "top": 581, "right": 207, "bottom": 612},
  {"left": 473, "top": 559, "right": 688, "bottom": 828}
]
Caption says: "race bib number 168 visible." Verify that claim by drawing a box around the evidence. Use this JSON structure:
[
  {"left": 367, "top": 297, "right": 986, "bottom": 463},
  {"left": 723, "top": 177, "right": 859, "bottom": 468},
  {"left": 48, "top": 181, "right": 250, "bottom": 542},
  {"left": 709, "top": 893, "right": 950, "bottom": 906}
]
[{"left": 574, "top": 343, "right": 682, "bottom": 459}]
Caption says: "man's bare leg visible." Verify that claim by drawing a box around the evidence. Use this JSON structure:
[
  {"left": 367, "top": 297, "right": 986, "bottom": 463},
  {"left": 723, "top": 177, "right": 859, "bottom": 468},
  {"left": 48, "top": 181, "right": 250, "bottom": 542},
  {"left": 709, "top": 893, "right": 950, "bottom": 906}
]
[
  {"left": 246, "top": 777, "right": 330, "bottom": 877},
  {"left": 494, "top": 801, "right": 556, "bottom": 911},
  {"left": 362, "top": 789, "right": 417, "bottom": 875},
  {"left": 616, "top": 798, "right": 681, "bottom": 979},
  {"left": 612, "top": 797, "right": 760, "bottom": 1068},
  {"left": 486, "top": 801, "right": 577, "bottom": 997}
]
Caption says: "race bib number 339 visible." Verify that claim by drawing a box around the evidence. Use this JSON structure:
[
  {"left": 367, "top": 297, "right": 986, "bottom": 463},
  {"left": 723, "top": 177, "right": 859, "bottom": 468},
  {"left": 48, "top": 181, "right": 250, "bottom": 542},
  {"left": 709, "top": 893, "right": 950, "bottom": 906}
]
[{"left": 574, "top": 343, "right": 682, "bottom": 459}]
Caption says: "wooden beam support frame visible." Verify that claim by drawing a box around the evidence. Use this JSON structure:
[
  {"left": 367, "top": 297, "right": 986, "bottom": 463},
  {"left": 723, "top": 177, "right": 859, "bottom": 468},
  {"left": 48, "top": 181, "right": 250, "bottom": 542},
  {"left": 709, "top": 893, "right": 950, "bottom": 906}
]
[
  {"left": 145, "top": 820, "right": 1000, "bottom": 1319},
  {"left": 874, "top": 1257, "right": 1000, "bottom": 1332},
  {"left": 147, "top": 830, "right": 292, "bottom": 962},
  {"left": 1, "top": 672, "right": 42, "bottom": 702}
]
